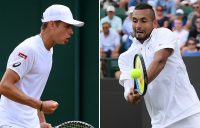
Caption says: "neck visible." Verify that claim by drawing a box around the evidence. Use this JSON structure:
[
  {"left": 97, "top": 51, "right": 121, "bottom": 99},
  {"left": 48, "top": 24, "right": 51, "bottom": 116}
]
[
  {"left": 104, "top": 31, "right": 109, "bottom": 37},
  {"left": 40, "top": 30, "right": 55, "bottom": 50},
  {"left": 176, "top": 28, "right": 182, "bottom": 32},
  {"left": 109, "top": 16, "right": 113, "bottom": 20}
]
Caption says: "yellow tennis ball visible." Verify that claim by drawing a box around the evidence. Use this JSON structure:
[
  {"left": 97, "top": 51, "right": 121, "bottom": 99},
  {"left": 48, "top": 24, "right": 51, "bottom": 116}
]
[{"left": 130, "top": 69, "right": 142, "bottom": 79}]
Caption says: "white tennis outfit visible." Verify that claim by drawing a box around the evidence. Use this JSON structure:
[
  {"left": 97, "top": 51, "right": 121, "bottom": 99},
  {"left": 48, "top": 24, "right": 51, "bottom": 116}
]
[
  {"left": 0, "top": 35, "right": 53, "bottom": 128},
  {"left": 119, "top": 28, "right": 200, "bottom": 128}
]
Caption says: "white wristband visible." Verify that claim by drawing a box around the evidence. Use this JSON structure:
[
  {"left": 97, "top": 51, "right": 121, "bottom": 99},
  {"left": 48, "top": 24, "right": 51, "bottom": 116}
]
[{"left": 123, "top": 79, "right": 134, "bottom": 101}]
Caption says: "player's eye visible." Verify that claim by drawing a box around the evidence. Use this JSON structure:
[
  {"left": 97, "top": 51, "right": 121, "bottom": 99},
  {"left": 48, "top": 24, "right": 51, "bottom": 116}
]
[
  {"left": 141, "top": 19, "right": 148, "bottom": 23},
  {"left": 133, "top": 19, "right": 138, "bottom": 23},
  {"left": 65, "top": 24, "right": 72, "bottom": 29}
]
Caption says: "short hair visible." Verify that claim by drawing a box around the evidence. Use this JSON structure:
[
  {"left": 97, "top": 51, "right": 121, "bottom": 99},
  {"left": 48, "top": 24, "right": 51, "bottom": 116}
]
[
  {"left": 135, "top": 3, "right": 156, "bottom": 20},
  {"left": 41, "top": 20, "right": 62, "bottom": 30},
  {"left": 187, "top": 37, "right": 197, "bottom": 45},
  {"left": 41, "top": 22, "right": 48, "bottom": 30},
  {"left": 102, "top": 21, "right": 111, "bottom": 27}
]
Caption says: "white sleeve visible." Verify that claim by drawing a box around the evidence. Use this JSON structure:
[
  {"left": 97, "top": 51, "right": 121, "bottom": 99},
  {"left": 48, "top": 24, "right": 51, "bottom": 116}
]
[
  {"left": 123, "top": 79, "right": 134, "bottom": 101},
  {"left": 7, "top": 45, "right": 35, "bottom": 78},
  {"left": 118, "top": 39, "right": 136, "bottom": 100},
  {"left": 118, "top": 49, "right": 135, "bottom": 85},
  {"left": 155, "top": 28, "right": 176, "bottom": 52}
]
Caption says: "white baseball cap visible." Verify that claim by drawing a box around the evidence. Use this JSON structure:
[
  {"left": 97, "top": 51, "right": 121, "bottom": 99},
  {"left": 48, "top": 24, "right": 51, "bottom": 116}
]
[
  {"left": 41, "top": 4, "right": 84, "bottom": 27},
  {"left": 106, "top": 5, "right": 115, "bottom": 12},
  {"left": 181, "top": 0, "right": 190, "bottom": 5},
  {"left": 127, "top": 6, "right": 135, "bottom": 14},
  {"left": 176, "top": 9, "right": 184, "bottom": 16}
]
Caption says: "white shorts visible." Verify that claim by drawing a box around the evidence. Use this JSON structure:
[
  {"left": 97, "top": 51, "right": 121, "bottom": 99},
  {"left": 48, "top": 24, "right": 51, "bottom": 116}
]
[{"left": 166, "top": 113, "right": 200, "bottom": 128}]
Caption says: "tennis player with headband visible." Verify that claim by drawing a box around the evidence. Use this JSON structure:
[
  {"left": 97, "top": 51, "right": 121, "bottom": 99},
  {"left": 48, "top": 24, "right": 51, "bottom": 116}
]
[
  {"left": 0, "top": 4, "right": 84, "bottom": 128},
  {"left": 118, "top": 3, "right": 200, "bottom": 128}
]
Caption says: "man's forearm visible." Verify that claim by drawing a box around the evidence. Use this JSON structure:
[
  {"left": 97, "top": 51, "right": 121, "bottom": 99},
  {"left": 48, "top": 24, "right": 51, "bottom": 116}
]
[
  {"left": 0, "top": 82, "right": 42, "bottom": 110},
  {"left": 147, "top": 49, "right": 172, "bottom": 83}
]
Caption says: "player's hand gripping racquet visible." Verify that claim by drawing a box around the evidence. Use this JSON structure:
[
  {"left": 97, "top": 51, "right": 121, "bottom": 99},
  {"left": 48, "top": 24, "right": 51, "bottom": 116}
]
[
  {"left": 53, "top": 121, "right": 94, "bottom": 128},
  {"left": 133, "top": 54, "right": 148, "bottom": 96}
]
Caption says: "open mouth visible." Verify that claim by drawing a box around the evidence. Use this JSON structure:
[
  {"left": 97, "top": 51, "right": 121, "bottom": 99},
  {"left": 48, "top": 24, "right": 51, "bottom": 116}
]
[
  {"left": 136, "top": 30, "right": 144, "bottom": 34},
  {"left": 64, "top": 38, "right": 70, "bottom": 43},
  {"left": 66, "top": 37, "right": 71, "bottom": 41}
]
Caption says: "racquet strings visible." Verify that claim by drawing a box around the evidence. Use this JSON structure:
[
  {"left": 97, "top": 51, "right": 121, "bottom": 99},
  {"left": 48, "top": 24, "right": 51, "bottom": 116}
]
[
  {"left": 135, "top": 56, "right": 144, "bottom": 94},
  {"left": 54, "top": 121, "right": 94, "bottom": 128}
]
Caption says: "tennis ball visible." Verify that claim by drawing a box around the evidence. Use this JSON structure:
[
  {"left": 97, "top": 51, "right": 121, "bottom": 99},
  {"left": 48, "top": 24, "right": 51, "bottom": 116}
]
[{"left": 130, "top": 69, "right": 142, "bottom": 79}]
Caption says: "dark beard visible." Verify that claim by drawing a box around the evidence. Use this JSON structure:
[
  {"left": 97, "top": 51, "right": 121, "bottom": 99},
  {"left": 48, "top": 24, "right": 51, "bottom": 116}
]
[{"left": 134, "top": 30, "right": 152, "bottom": 43}]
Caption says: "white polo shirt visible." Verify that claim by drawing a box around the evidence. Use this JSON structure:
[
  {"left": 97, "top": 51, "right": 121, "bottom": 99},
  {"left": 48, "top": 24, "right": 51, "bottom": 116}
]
[
  {"left": 100, "top": 30, "right": 120, "bottom": 52},
  {"left": 0, "top": 35, "right": 53, "bottom": 128},
  {"left": 119, "top": 28, "right": 200, "bottom": 127},
  {"left": 100, "top": 15, "right": 122, "bottom": 32},
  {"left": 173, "top": 29, "right": 189, "bottom": 48}
]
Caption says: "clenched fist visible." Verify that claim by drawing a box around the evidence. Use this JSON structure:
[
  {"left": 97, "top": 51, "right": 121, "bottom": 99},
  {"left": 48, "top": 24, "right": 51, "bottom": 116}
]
[{"left": 41, "top": 100, "right": 59, "bottom": 113}]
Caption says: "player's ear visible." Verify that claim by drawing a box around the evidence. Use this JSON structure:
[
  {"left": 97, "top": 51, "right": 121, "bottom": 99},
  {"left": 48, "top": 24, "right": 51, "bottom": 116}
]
[
  {"left": 153, "top": 19, "right": 157, "bottom": 28},
  {"left": 47, "top": 21, "right": 56, "bottom": 29}
]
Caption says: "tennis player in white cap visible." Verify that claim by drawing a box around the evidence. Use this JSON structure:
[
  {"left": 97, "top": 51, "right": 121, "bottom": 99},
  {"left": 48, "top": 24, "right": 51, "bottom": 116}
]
[{"left": 0, "top": 4, "right": 84, "bottom": 128}]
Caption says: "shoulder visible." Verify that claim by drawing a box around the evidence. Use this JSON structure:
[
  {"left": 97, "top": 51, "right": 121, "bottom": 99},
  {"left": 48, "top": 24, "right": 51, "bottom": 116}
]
[
  {"left": 110, "top": 30, "right": 120, "bottom": 39},
  {"left": 182, "top": 29, "right": 189, "bottom": 34},
  {"left": 101, "top": 16, "right": 108, "bottom": 22},
  {"left": 151, "top": 28, "right": 177, "bottom": 45},
  {"left": 16, "top": 37, "right": 33, "bottom": 50},
  {"left": 110, "top": 29, "right": 118, "bottom": 35},
  {"left": 114, "top": 16, "right": 122, "bottom": 21},
  {"left": 123, "top": 17, "right": 128, "bottom": 22},
  {"left": 14, "top": 35, "right": 39, "bottom": 55},
  {"left": 153, "top": 28, "right": 173, "bottom": 37},
  {"left": 156, "top": 27, "right": 172, "bottom": 33}
]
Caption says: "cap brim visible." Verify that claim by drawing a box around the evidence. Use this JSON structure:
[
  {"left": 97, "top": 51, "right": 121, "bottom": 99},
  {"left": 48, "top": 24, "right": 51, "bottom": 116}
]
[
  {"left": 41, "top": 19, "right": 84, "bottom": 27},
  {"left": 176, "top": 14, "right": 183, "bottom": 16},
  {"left": 62, "top": 19, "right": 84, "bottom": 27},
  {"left": 181, "top": 1, "right": 189, "bottom": 5}
]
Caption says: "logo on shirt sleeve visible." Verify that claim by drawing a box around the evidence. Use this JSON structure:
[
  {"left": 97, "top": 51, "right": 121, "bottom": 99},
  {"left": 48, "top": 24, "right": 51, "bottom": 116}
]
[
  {"left": 18, "top": 52, "right": 27, "bottom": 60},
  {"left": 13, "top": 62, "right": 21, "bottom": 67}
]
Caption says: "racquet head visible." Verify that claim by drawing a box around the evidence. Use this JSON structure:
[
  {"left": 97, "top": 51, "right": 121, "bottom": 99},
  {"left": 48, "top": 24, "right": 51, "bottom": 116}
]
[
  {"left": 53, "top": 121, "right": 94, "bottom": 128},
  {"left": 133, "top": 54, "right": 148, "bottom": 95}
]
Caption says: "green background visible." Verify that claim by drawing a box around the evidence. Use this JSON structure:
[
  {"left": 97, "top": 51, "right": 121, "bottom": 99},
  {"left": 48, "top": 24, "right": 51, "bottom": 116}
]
[{"left": 0, "top": 0, "right": 99, "bottom": 127}]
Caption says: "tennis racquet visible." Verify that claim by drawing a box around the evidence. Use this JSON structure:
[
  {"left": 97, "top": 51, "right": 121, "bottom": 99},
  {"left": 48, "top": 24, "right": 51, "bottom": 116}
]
[
  {"left": 133, "top": 54, "right": 148, "bottom": 95},
  {"left": 53, "top": 121, "right": 94, "bottom": 128}
]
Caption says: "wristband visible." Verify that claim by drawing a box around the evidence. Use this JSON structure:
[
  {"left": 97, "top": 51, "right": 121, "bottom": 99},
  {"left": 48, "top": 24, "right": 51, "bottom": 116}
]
[
  {"left": 124, "top": 79, "right": 134, "bottom": 101},
  {"left": 40, "top": 101, "right": 43, "bottom": 111}
]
